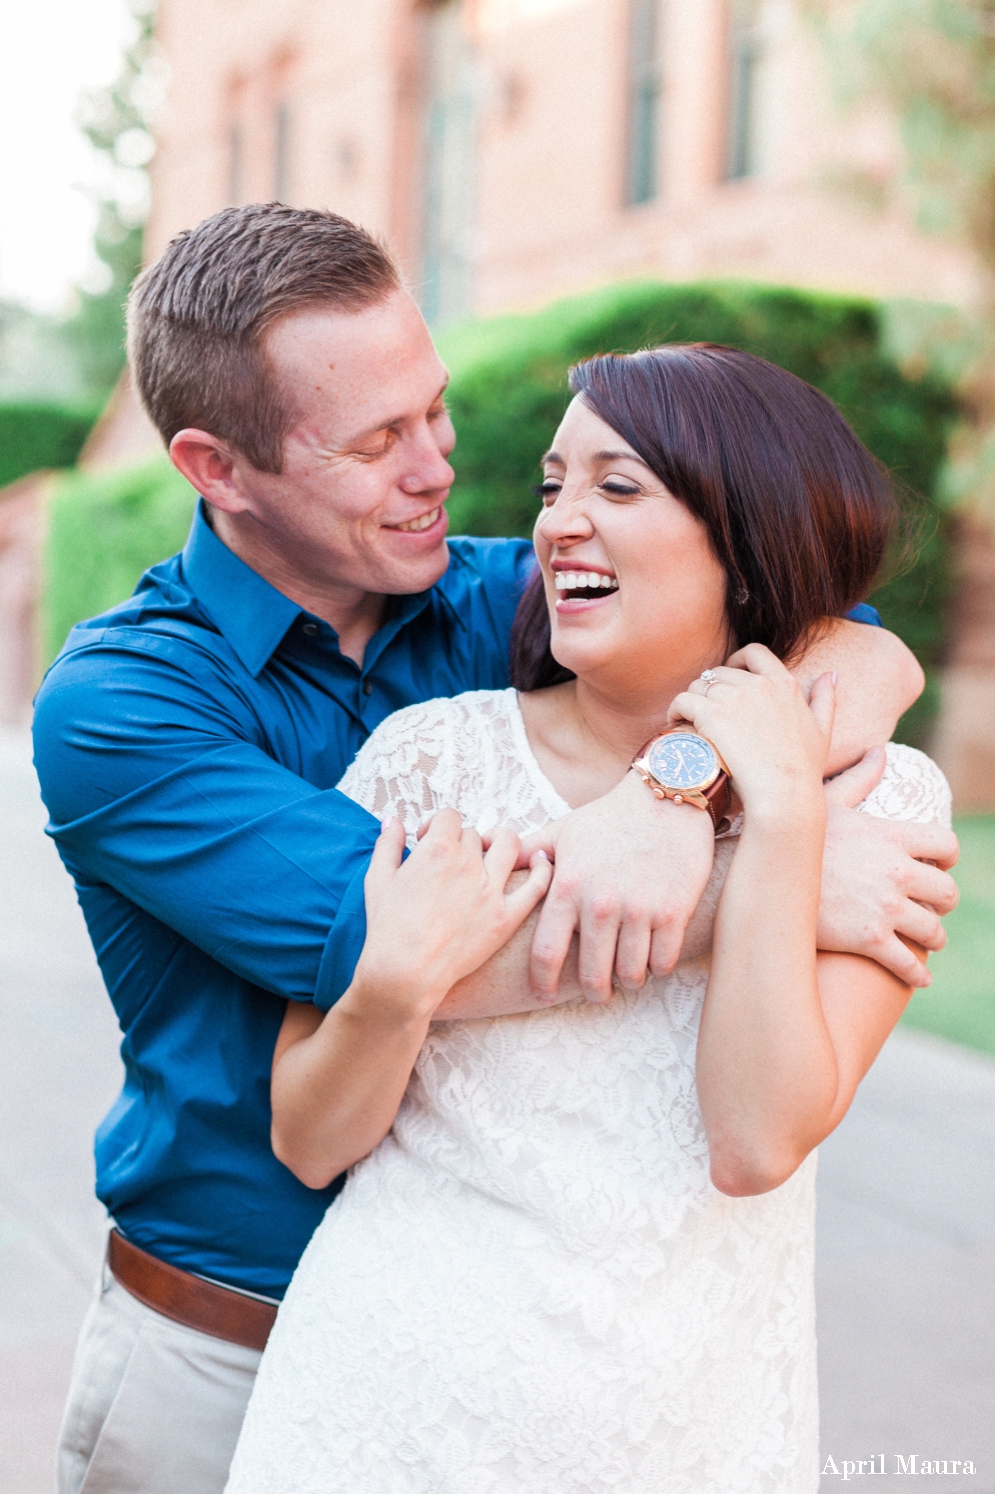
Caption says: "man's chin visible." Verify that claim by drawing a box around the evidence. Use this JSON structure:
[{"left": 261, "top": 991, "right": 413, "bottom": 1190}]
[{"left": 378, "top": 534, "right": 451, "bottom": 596}]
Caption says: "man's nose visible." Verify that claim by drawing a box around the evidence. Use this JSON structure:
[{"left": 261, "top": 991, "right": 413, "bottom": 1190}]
[
  {"left": 399, "top": 457, "right": 454, "bottom": 496},
  {"left": 400, "top": 432, "right": 455, "bottom": 496}
]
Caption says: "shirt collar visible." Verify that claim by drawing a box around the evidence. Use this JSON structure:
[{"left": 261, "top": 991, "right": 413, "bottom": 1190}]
[
  {"left": 181, "top": 502, "right": 303, "bottom": 677},
  {"left": 180, "top": 500, "right": 466, "bottom": 678}
]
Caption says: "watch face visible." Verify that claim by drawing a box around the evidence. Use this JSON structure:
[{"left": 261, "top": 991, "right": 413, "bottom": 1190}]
[{"left": 647, "top": 732, "right": 718, "bottom": 791}]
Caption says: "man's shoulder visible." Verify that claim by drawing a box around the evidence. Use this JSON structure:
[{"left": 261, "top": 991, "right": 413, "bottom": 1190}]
[
  {"left": 44, "top": 554, "right": 225, "bottom": 676},
  {"left": 442, "top": 534, "right": 535, "bottom": 590},
  {"left": 35, "top": 555, "right": 243, "bottom": 733}
]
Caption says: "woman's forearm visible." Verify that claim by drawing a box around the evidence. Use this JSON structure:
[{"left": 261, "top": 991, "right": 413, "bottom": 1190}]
[
  {"left": 696, "top": 805, "right": 838, "bottom": 1196},
  {"left": 271, "top": 986, "right": 432, "bottom": 1190}
]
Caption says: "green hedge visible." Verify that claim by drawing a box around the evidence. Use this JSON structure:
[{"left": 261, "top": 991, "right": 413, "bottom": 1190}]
[
  {"left": 43, "top": 281, "right": 956, "bottom": 745},
  {"left": 44, "top": 457, "right": 196, "bottom": 666},
  {"left": 437, "top": 280, "right": 957, "bottom": 746},
  {"left": 0, "top": 401, "right": 100, "bottom": 489}
]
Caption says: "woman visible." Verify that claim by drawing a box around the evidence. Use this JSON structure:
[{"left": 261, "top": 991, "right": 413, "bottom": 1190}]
[{"left": 225, "top": 346, "right": 950, "bottom": 1493}]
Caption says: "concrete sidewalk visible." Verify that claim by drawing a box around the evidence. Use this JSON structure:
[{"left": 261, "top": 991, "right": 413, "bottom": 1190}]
[
  {"left": 0, "top": 727, "right": 992, "bottom": 1494},
  {"left": 0, "top": 730, "right": 122, "bottom": 1494},
  {"left": 816, "top": 1031, "right": 995, "bottom": 1491}
]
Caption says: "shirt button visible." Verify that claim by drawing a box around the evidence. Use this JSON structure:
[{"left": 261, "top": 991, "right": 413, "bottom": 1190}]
[
  {"left": 362, "top": 680, "right": 373, "bottom": 696},
  {"left": 302, "top": 622, "right": 318, "bottom": 637}
]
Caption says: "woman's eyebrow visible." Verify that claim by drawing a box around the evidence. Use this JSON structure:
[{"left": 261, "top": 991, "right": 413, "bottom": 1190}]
[{"left": 540, "top": 448, "right": 643, "bottom": 465}]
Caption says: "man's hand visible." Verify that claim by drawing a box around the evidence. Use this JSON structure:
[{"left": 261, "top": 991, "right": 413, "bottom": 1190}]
[
  {"left": 819, "top": 748, "right": 959, "bottom": 986},
  {"left": 518, "top": 770, "right": 714, "bottom": 1004}
]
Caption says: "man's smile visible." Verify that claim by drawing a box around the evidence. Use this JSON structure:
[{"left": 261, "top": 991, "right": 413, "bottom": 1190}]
[{"left": 387, "top": 506, "right": 444, "bottom": 533}]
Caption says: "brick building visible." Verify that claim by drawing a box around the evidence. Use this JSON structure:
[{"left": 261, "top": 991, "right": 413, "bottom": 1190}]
[
  {"left": 146, "top": 0, "right": 974, "bottom": 317},
  {"left": 8, "top": 0, "right": 995, "bottom": 801}
]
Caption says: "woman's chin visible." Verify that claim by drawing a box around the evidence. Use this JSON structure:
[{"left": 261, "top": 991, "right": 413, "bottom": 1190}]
[{"left": 548, "top": 633, "right": 618, "bottom": 682}]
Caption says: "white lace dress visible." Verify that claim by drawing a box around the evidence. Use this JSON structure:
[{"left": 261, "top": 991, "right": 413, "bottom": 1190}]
[{"left": 226, "top": 689, "right": 951, "bottom": 1494}]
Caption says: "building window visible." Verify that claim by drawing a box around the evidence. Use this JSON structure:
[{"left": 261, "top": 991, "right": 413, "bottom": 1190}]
[
  {"left": 626, "top": 0, "right": 662, "bottom": 206},
  {"left": 274, "top": 102, "right": 292, "bottom": 203},
  {"left": 727, "top": 6, "right": 763, "bottom": 180},
  {"left": 421, "top": 0, "right": 477, "bottom": 326}
]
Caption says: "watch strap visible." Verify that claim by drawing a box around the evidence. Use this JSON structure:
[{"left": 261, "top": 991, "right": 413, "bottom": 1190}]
[{"left": 700, "top": 771, "right": 732, "bottom": 833}]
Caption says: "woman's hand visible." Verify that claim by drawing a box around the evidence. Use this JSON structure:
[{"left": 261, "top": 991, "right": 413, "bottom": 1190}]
[
  {"left": 352, "top": 810, "right": 553, "bottom": 1022},
  {"left": 270, "top": 811, "right": 551, "bottom": 1189},
  {"left": 667, "top": 643, "right": 835, "bottom": 826}
]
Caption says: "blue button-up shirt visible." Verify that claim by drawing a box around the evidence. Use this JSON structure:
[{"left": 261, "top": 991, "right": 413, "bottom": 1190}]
[
  {"left": 34, "top": 503, "right": 881, "bottom": 1298},
  {"left": 33, "top": 504, "right": 534, "bottom": 1296}
]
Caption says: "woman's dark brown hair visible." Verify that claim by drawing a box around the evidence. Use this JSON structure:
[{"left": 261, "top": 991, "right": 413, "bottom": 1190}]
[{"left": 511, "top": 343, "right": 898, "bottom": 691}]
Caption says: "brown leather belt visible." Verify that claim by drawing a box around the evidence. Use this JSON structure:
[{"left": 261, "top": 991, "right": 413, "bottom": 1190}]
[{"left": 107, "top": 1229, "right": 277, "bottom": 1352}]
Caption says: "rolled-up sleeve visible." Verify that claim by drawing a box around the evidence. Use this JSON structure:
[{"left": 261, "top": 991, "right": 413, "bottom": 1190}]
[{"left": 33, "top": 635, "right": 376, "bottom": 1007}]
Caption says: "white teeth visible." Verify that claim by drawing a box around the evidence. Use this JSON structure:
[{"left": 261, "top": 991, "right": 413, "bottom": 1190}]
[
  {"left": 394, "top": 507, "right": 440, "bottom": 533},
  {"left": 554, "top": 571, "right": 618, "bottom": 592}
]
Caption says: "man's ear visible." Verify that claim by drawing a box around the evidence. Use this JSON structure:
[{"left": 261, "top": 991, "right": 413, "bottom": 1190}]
[{"left": 169, "top": 428, "right": 249, "bottom": 515}]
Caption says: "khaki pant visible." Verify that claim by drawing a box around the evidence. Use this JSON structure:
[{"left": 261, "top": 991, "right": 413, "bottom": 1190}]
[{"left": 57, "top": 1261, "right": 262, "bottom": 1494}]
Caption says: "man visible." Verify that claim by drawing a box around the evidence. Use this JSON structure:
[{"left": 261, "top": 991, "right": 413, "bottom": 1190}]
[{"left": 33, "top": 204, "right": 958, "bottom": 1494}]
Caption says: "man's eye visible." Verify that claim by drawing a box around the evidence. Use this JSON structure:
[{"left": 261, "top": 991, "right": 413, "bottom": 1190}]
[{"left": 357, "top": 431, "right": 396, "bottom": 457}]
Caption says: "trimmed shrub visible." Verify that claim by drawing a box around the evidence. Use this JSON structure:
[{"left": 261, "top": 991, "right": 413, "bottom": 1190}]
[
  {"left": 42, "top": 280, "right": 955, "bottom": 746},
  {"left": 0, "top": 401, "right": 100, "bottom": 489},
  {"left": 44, "top": 456, "right": 196, "bottom": 665},
  {"left": 437, "top": 280, "right": 957, "bottom": 746}
]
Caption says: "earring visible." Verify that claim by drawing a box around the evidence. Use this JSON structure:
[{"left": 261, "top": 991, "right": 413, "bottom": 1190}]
[{"left": 736, "top": 587, "right": 750, "bottom": 605}]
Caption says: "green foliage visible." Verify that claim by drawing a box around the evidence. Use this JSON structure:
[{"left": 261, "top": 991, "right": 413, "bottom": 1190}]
[
  {"left": 439, "top": 279, "right": 957, "bottom": 745},
  {"left": 42, "top": 280, "right": 956, "bottom": 747},
  {"left": 60, "top": 0, "right": 158, "bottom": 399},
  {"left": 0, "top": 402, "right": 100, "bottom": 489},
  {"left": 60, "top": 218, "right": 144, "bottom": 398},
  {"left": 808, "top": 0, "right": 995, "bottom": 270},
  {"left": 902, "top": 815, "right": 995, "bottom": 1054},
  {"left": 0, "top": 6, "right": 157, "bottom": 408},
  {"left": 806, "top": 0, "right": 995, "bottom": 518},
  {"left": 44, "top": 456, "right": 196, "bottom": 665}
]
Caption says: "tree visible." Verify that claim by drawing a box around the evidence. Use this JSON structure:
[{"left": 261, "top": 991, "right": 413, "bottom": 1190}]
[
  {"left": 807, "top": 0, "right": 995, "bottom": 512},
  {"left": 60, "top": 0, "right": 162, "bottom": 399}
]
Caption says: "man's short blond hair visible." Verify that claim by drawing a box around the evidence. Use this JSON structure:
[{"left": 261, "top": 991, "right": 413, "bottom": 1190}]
[{"left": 128, "top": 203, "right": 400, "bottom": 473}]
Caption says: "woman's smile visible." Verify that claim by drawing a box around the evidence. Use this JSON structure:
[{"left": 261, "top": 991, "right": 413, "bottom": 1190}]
[{"left": 551, "top": 560, "right": 619, "bottom": 611}]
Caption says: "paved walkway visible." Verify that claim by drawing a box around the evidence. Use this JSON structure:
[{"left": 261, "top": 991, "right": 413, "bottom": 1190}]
[
  {"left": 0, "top": 731, "right": 121, "bottom": 1494},
  {"left": 0, "top": 728, "right": 992, "bottom": 1494}
]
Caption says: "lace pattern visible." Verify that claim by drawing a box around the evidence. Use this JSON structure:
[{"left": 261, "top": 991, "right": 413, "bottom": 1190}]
[{"left": 227, "top": 691, "right": 951, "bottom": 1494}]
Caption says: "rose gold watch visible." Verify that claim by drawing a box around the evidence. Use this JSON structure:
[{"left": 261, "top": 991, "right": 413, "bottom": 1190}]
[{"left": 632, "top": 727, "right": 732, "bottom": 833}]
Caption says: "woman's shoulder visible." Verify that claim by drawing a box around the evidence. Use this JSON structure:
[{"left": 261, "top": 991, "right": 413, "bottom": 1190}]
[
  {"left": 348, "top": 689, "right": 518, "bottom": 767},
  {"left": 858, "top": 743, "right": 952, "bottom": 829},
  {"left": 337, "top": 689, "right": 519, "bottom": 828}
]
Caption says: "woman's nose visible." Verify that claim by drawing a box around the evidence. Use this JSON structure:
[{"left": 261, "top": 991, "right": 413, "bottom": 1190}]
[{"left": 535, "top": 490, "right": 594, "bottom": 545}]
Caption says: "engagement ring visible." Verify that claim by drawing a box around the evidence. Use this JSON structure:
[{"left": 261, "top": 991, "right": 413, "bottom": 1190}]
[{"left": 699, "top": 669, "right": 719, "bottom": 696}]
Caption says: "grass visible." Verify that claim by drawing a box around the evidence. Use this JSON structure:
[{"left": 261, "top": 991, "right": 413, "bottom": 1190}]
[{"left": 900, "top": 816, "right": 995, "bottom": 1056}]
